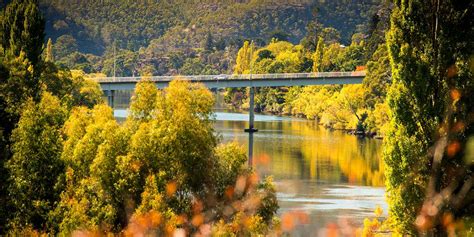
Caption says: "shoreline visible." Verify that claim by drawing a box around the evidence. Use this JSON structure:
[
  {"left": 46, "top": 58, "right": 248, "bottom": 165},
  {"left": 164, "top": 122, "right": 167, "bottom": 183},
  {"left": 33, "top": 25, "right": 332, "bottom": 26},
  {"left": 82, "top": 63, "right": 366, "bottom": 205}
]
[{"left": 221, "top": 106, "right": 384, "bottom": 140}]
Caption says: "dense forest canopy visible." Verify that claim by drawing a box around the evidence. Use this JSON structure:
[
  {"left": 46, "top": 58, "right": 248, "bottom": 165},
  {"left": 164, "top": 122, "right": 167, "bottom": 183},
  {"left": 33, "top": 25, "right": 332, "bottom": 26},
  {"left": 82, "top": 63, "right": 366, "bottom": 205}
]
[
  {"left": 36, "top": 0, "right": 383, "bottom": 76},
  {"left": 41, "top": 0, "right": 380, "bottom": 50}
]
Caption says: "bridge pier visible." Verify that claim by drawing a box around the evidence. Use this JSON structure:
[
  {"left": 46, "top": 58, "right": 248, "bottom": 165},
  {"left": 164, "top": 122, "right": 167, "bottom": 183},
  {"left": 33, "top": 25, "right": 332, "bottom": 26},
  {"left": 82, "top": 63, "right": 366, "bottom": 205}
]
[
  {"left": 105, "top": 90, "right": 115, "bottom": 108},
  {"left": 244, "top": 87, "right": 258, "bottom": 166}
]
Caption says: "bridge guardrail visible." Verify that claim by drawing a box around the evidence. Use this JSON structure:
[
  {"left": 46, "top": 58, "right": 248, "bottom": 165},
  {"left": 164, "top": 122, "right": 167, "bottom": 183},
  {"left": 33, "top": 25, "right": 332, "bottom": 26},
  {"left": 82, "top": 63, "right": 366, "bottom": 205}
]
[{"left": 92, "top": 71, "right": 366, "bottom": 83}]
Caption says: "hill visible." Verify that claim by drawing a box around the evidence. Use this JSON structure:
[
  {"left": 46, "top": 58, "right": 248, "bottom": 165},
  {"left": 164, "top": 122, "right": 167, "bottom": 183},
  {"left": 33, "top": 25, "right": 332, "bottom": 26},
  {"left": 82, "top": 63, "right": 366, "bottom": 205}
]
[{"left": 38, "top": 0, "right": 383, "bottom": 76}]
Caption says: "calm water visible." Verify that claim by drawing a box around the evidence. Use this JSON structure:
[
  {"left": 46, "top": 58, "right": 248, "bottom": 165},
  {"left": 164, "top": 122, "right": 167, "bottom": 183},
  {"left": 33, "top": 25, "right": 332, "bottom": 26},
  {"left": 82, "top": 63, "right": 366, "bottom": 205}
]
[
  {"left": 114, "top": 92, "right": 386, "bottom": 235},
  {"left": 213, "top": 111, "right": 386, "bottom": 235}
]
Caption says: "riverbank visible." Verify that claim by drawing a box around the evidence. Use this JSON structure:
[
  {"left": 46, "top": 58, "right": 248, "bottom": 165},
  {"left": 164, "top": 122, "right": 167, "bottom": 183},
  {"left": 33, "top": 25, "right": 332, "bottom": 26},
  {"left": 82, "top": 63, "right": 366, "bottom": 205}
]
[{"left": 219, "top": 104, "right": 384, "bottom": 140}]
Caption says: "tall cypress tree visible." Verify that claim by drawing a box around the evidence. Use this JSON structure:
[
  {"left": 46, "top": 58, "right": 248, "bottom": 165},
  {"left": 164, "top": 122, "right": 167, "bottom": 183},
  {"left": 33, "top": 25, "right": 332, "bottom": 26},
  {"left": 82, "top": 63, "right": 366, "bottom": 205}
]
[{"left": 384, "top": 0, "right": 473, "bottom": 234}]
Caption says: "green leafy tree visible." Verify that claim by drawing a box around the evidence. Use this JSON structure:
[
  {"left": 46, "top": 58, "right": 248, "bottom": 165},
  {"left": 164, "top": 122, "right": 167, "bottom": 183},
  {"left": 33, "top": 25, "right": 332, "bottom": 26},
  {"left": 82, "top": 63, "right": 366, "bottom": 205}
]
[
  {"left": 7, "top": 92, "right": 66, "bottom": 231},
  {"left": 0, "top": 51, "right": 36, "bottom": 119},
  {"left": 0, "top": 0, "right": 46, "bottom": 137},
  {"left": 300, "top": 21, "right": 323, "bottom": 50},
  {"left": 0, "top": 0, "right": 45, "bottom": 70},
  {"left": 53, "top": 35, "right": 78, "bottom": 60},
  {"left": 0, "top": 53, "right": 11, "bottom": 234},
  {"left": 54, "top": 104, "right": 124, "bottom": 234},
  {"left": 70, "top": 72, "right": 104, "bottom": 108},
  {"left": 362, "top": 43, "right": 391, "bottom": 108},
  {"left": 0, "top": 1, "right": 65, "bottom": 232},
  {"left": 320, "top": 27, "right": 341, "bottom": 45},
  {"left": 384, "top": 0, "right": 474, "bottom": 234}
]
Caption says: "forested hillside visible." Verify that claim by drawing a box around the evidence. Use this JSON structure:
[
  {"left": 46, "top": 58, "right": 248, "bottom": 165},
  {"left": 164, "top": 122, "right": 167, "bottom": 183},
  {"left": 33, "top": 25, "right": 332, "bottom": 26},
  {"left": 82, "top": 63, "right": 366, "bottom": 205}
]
[{"left": 37, "top": 0, "right": 382, "bottom": 76}]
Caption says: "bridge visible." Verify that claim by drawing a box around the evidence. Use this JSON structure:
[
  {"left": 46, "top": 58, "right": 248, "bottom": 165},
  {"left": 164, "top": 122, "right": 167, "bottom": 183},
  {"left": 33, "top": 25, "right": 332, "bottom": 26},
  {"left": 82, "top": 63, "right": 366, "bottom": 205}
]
[
  {"left": 95, "top": 71, "right": 365, "bottom": 91},
  {"left": 94, "top": 71, "right": 366, "bottom": 163}
]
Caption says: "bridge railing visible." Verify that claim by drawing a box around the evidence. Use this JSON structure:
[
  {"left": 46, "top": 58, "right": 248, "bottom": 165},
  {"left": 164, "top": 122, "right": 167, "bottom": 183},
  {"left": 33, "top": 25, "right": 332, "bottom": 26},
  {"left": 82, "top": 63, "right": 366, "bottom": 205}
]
[{"left": 93, "top": 71, "right": 366, "bottom": 83}]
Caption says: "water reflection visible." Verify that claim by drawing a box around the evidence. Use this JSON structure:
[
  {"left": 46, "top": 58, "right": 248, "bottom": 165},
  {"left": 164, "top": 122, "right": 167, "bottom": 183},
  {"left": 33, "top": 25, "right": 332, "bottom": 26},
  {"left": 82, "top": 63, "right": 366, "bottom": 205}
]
[
  {"left": 215, "top": 116, "right": 384, "bottom": 186},
  {"left": 214, "top": 113, "right": 386, "bottom": 235}
]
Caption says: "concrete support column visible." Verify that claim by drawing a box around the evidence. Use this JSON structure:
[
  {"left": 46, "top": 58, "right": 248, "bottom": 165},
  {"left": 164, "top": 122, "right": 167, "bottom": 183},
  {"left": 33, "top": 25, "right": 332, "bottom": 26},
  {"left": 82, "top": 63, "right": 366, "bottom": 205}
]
[
  {"left": 244, "top": 87, "right": 258, "bottom": 166},
  {"left": 105, "top": 90, "right": 115, "bottom": 108}
]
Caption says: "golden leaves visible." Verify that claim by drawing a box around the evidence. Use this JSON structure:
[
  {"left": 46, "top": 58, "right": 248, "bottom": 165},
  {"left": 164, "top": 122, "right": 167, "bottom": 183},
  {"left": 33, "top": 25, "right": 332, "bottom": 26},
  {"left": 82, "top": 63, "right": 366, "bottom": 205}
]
[{"left": 165, "top": 181, "right": 177, "bottom": 197}]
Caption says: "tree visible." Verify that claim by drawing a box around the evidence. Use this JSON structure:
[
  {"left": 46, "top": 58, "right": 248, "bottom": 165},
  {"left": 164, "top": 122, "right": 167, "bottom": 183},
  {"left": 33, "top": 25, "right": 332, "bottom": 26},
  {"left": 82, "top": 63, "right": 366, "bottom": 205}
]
[
  {"left": 53, "top": 79, "right": 278, "bottom": 235},
  {"left": 269, "top": 30, "right": 289, "bottom": 42},
  {"left": 129, "top": 79, "right": 158, "bottom": 121},
  {"left": 203, "top": 31, "right": 214, "bottom": 51},
  {"left": 234, "top": 41, "right": 255, "bottom": 74},
  {"left": 45, "top": 38, "right": 54, "bottom": 62},
  {"left": 7, "top": 92, "right": 66, "bottom": 231},
  {"left": 0, "top": 1, "right": 46, "bottom": 232},
  {"left": 0, "top": 0, "right": 45, "bottom": 69},
  {"left": 0, "top": 0, "right": 45, "bottom": 135},
  {"left": 384, "top": 0, "right": 474, "bottom": 234},
  {"left": 362, "top": 43, "right": 391, "bottom": 108},
  {"left": 320, "top": 27, "right": 341, "bottom": 45},
  {"left": 53, "top": 35, "right": 78, "bottom": 60},
  {"left": 0, "top": 55, "right": 10, "bottom": 234},
  {"left": 300, "top": 21, "right": 323, "bottom": 51},
  {"left": 365, "top": 1, "right": 391, "bottom": 59},
  {"left": 0, "top": 51, "right": 36, "bottom": 125},
  {"left": 312, "top": 37, "right": 324, "bottom": 72}
]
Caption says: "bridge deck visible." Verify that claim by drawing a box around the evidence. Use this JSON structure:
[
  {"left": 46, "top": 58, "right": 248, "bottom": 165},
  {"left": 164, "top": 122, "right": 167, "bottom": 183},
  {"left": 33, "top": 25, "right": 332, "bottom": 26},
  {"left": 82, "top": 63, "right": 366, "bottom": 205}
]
[{"left": 95, "top": 71, "right": 365, "bottom": 90}]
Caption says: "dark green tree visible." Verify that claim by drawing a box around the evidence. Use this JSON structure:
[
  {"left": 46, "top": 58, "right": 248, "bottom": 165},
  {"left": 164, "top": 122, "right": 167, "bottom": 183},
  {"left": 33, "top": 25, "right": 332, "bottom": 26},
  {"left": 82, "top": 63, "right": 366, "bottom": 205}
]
[
  {"left": 269, "top": 30, "right": 289, "bottom": 42},
  {"left": 0, "top": 55, "right": 10, "bottom": 234},
  {"left": 0, "top": 0, "right": 45, "bottom": 126},
  {"left": 0, "top": 0, "right": 45, "bottom": 70},
  {"left": 203, "top": 31, "right": 214, "bottom": 51},
  {"left": 52, "top": 35, "right": 78, "bottom": 60},
  {"left": 0, "top": 1, "right": 46, "bottom": 231},
  {"left": 384, "top": 0, "right": 474, "bottom": 234},
  {"left": 362, "top": 44, "right": 391, "bottom": 108}
]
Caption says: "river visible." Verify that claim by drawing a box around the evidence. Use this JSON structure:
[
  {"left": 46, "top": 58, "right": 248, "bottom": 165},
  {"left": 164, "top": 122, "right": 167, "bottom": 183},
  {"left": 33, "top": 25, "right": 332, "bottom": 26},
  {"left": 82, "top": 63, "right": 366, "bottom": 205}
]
[
  {"left": 213, "top": 111, "right": 386, "bottom": 235},
  {"left": 114, "top": 96, "right": 387, "bottom": 235}
]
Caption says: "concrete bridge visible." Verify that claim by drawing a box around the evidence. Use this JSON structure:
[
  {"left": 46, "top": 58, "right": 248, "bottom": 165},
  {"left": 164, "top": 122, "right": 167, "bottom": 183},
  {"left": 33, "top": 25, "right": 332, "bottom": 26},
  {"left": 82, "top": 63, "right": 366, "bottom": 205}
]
[
  {"left": 94, "top": 71, "right": 366, "bottom": 163},
  {"left": 95, "top": 71, "right": 365, "bottom": 91}
]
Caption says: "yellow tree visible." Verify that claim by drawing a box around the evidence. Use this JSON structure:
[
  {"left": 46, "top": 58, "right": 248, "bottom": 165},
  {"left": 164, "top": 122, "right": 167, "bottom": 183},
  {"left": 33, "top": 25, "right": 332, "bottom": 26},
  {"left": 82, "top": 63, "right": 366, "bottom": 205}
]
[
  {"left": 129, "top": 78, "right": 158, "bottom": 121},
  {"left": 7, "top": 92, "right": 67, "bottom": 230},
  {"left": 312, "top": 37, "right": 324, "bottom": 72},
  {"left": 234, "top": 41, "right": 255, "bottom": 74}
]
